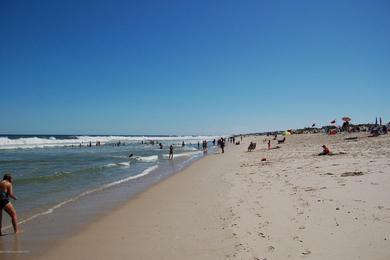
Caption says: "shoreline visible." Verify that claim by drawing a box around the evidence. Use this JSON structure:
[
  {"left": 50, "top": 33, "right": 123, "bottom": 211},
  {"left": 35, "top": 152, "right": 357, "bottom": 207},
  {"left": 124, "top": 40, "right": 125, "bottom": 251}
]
[
  {"left": 34, "top": 146, "right": 239, "bottom": 259},
  {"left": 0, "top": 146, "right": 216, "bottom": 258},
  {"left": 3, "top": 132, "right": 390, "bottom": 259}
]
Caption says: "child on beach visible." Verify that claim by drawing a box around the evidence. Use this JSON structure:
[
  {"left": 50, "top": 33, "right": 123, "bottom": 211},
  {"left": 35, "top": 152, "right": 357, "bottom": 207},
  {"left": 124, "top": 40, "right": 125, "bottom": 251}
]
[
  {"left": 318, "top": 145, "right": 331, "bottom": 156},
  {"left": 0, "top": 174, "right": 20, "bottom": 235}
]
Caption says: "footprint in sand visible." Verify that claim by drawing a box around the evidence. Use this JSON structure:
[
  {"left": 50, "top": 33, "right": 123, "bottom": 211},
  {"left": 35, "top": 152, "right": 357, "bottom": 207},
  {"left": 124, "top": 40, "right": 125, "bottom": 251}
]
[
  {"left": 292, "top": 235, "right": 302, "bottom": 242},
  {"left": 302, "top": 249, "right": 311, "bottom": 255},
  {"left": 267, "top": 246, "right": 275, "bottom": 252},
  {"left": 300, "top": 202, "right": 310, "bottom": 207},
  {"left": 341, "top": 171, "right": 363, "bottom": 177}
]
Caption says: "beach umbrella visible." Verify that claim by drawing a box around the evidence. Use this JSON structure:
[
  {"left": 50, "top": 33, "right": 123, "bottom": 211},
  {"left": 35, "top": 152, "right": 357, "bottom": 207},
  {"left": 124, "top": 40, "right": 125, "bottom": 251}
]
[
  {"left": 342, "top": 117, "right": 351, "bottom": 122},
  {"left": 311, "top": 123, "right": 316, "bottom": 127},
  {"left": 380, "top": 117, "right": 382, "bottom": 125},
  {"left": 375, "top": 117, "right": 378, "bottom": 125},
  {"left": 331, "top": 119, "right": 336, "bottom": 124}
]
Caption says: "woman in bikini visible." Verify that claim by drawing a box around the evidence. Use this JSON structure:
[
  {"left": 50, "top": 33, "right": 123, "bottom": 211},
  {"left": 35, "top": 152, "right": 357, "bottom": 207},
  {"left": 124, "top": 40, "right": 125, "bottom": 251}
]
[{"left": 0, "top": 174, "right": 20, "bottom": 235}]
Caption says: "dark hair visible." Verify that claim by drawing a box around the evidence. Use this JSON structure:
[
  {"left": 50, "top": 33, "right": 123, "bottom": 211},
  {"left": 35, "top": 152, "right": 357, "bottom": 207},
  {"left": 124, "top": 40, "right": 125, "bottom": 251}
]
[{"left": 3, "top": 174, "right": 12, "bottom": 182}]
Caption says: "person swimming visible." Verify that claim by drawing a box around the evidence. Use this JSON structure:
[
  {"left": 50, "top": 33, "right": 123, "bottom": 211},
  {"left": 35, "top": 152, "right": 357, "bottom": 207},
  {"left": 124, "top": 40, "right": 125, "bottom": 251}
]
[{"left": 0, "top": 174, "right": 20, "bottom": 235}]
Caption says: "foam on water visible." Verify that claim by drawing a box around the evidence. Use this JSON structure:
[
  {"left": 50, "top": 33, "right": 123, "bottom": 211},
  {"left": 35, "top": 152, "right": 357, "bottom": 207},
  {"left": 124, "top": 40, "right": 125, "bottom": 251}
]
[
  {"left": 117, "top": 162, "right": 130, "bottom": 167},
  {"left": 135, "top": 155, "right": 159, "bottom": 162},
  {"left": 0, "top": 135, "right": 221, "bottom": 150},
  {"left": 162, "top": 151, "right": 203, "bottom": 159}
]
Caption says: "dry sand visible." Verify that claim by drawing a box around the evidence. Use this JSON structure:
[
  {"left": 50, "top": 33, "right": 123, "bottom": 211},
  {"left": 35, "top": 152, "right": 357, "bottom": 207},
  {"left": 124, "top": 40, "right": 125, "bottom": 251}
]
[{"left": 35, "top": 133, "right": 390, "bottom": 260}]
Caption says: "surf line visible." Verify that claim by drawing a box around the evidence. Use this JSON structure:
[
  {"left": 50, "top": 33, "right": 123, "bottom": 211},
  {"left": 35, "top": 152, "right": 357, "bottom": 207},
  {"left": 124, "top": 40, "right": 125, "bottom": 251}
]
[{"left": 1, "top": 165, "right": 159, "bottom": 231}]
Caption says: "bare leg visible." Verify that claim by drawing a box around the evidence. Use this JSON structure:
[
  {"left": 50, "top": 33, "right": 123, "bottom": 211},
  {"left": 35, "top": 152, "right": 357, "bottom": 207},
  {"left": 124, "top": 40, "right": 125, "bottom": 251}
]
[
  {"left": 0, "top": 210, "right": 3, "bottom": 236},
  {"left": 4, "top": 203, "right": 20, "bottom": 234}
]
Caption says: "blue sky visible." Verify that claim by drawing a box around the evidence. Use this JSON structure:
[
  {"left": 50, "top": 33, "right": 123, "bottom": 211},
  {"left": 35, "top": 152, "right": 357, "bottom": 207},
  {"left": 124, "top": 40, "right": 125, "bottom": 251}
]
[{"left": 1, "top": 0, "right": 389, "bottom": 135}]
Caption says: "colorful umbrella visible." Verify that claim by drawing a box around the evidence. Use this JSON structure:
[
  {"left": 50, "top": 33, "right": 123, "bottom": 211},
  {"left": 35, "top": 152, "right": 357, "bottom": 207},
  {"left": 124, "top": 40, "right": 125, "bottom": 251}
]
[{"left": 342, "top": 117, "right": 351, "bottom": 122}]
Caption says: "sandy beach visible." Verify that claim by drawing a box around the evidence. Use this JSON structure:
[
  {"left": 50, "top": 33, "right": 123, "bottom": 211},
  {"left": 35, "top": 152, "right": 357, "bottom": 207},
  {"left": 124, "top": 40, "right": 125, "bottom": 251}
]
[{"left": 33, "top": 133, "right": 390, "bottom": 260}]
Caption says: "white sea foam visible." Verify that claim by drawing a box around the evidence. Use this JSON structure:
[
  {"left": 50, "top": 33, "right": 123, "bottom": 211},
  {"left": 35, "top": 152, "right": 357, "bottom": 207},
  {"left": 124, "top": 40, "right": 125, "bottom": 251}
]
[
  {"left": 162, "top": 151, "right": 203, "bottom": 159},
  {"left": 104, "top": 161, "right": 130, "bottom": 168},
  {"left": 3, "top": 165, "right": 159, "bottom": 231},
  {"left": 135, "top": 155, "right": 159, "bottom": 162},
  {"left": 0, "top": 135, "right": 222, "bottom": 150},
  {"left": 117, "top": 162, "right": 130, "bottom": 167},
  {"left": 105, "top": 163, "right": 117, "bottom": 168}
]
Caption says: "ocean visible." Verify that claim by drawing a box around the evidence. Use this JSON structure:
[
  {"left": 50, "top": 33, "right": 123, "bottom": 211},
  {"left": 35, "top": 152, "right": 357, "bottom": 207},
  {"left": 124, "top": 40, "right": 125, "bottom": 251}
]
[{"left": 0, "top": 135, "right": 220, "bottom": 238}]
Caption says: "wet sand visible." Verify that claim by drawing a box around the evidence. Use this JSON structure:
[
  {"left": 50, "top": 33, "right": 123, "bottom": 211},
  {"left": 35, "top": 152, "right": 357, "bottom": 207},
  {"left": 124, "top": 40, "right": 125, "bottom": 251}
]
[{"left": 32, "top": 133, "right": 390, "bottom": 259}]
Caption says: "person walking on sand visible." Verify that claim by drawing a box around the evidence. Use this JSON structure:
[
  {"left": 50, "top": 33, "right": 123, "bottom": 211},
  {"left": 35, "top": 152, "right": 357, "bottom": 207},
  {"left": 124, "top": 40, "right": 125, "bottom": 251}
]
[
  {"left": 220, "top": 138, "right": 225, "bottom": 153},
  {"left": 0, "top": 174, "right": 20, "bottom": 235},
  {"left": 268, "top": 140, "right": 271, "bottom": 150},
  {"left": 169, "top": 145, "right": 174, "bottom": 160}
]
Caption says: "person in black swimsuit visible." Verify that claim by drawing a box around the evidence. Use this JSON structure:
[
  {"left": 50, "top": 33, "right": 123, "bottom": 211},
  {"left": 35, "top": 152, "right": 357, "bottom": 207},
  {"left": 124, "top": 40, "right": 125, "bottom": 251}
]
[
  {"left": 0, "top": 174, "right": 20, "bottom": 235},
  {"left": 169, "top": 145, "right": 174, "bottom": 160}
]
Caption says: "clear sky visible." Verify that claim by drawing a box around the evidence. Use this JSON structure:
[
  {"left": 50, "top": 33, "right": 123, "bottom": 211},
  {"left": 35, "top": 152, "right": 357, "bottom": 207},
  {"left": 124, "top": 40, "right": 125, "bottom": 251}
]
[{"left": 1, "top": 0, "right": 389, "bottom": 135}]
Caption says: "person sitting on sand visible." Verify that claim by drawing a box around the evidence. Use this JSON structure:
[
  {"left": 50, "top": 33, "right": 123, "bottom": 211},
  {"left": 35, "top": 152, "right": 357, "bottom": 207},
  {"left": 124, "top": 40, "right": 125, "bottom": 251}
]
[
  {"left": 0, "top": 174, "right": 20, "bottom": 235},
  {"left": 169, "top": 145, "right": 174, "bottom": 160},
  {"left": 382, "top": 125, "right": 388, "bottom": 135},
  {"left": 318, "top": 145, "right": 331, "bottom": 156},
  {"left": 248, "top": 142, "right": 254, "bottom": 152}
]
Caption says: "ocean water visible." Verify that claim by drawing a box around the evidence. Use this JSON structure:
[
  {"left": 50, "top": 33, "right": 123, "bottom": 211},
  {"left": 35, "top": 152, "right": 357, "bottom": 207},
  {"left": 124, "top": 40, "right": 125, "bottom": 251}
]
[{"left": 0, "top": 135, "right": 220, "bottom": 233}]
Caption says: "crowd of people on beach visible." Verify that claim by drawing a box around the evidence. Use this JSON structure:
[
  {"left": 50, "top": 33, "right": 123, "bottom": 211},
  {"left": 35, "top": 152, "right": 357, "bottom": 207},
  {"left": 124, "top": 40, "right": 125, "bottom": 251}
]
[{"left": 3, "top": 119, "right": 388, "bottom": 237}]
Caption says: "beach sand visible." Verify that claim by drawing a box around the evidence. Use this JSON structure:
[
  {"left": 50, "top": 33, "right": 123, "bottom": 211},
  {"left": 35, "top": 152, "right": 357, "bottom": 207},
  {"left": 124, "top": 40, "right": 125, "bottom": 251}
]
[{"left": 33, "top": 133, "right": 390, "bottom": 259}]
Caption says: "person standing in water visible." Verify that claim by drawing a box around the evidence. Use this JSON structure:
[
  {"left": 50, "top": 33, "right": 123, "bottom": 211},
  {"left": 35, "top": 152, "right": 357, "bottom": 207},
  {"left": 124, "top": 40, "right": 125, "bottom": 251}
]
[
  {"left": 0, "top": 174, "right": 20, "bottom": 235},
  {"left": 169, "top": 145, "right": 174, "bottom": 160}
]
